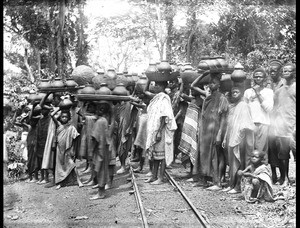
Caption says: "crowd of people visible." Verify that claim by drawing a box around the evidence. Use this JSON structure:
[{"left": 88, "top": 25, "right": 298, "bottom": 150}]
[{"left": 11, "top": 59, "right": 295, "bottom": 203}]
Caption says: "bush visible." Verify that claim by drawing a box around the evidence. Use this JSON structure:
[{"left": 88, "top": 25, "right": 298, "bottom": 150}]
[{"left": 5, "top": 130, "right": 27, "bottom": 181}]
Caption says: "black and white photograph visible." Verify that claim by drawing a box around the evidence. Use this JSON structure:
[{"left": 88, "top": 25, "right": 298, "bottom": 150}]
[{"left": 3, "top": 0, "right": 296, "bottom": 227}]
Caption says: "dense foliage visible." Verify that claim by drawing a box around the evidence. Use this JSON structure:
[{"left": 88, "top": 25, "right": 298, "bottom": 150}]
[{"left": 3, "top": 0, "right": 295, "bottom": 179}]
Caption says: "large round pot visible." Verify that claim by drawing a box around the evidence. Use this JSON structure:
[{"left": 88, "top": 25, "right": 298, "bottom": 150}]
[
  {"left": 209, "top": 57, "right": 222, "bottom": 69},
  {"left": 180, "top": 68, "right": 199, "bottom": 84},
  {"left": 112, "top": 83, "right": 129, "bottom": 96},
  {"left": 96, "top": 83, "right": 112, "bottom": 95},
  {"left": 157, "top": 60, "right": 172, "bottom": 72},
  {"left": 231, "top": 63, "right": 246, "bottom": 82},
  {"left": 93, "top": 72, "right": 117, "bottom": 90},
  {"left": 51, "top": 77, "right": 65, "bottom": 88},
  {"left": 106, "top": 68, "right": 117, "bottom": 79},
  {"left": 81, "top": 84, "right": 96, "bottom": 94},
  {"left": 197, "top": 56, "right": 211, "bottom": 71},
  {"left": 38, "top": 79, "right": 51, "bottom": 90},
  {"left": 170, "top": 62, "right": 180, "bottom": 72},
  {"left": 125, "top": 74, "right": 135, "bottom": 87},
  {"left": 220, "top": 74, "right": 233, "bottom": 93},
  {"left": 65, "top": 78, "right": 78, "bottom": 87},
  {"left": 58, "top": 97, "right": 73, "bottom": 110},
  {"left": 215, "top": 56, "right": 228, "bottom": 68},
  {"left": 135, "top": 75, "right": 148, "bottom": 93},
  {"left": 71, "top": 65, "right": 97, "bottom": 86},
  {"left": 116, "top": 72, "right": 128, "bottom": 87},
  {"left": 145, "top": 62, "right": 158, "bottom": 75},
  {"left": 131, "top": 73, "right": 139, "bottom": 82}
]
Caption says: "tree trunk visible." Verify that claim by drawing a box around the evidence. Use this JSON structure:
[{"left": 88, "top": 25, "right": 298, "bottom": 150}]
[
  {"left": 186, "top": 11, "right": 197, "bottom": 63},
  {"left": 165, "top": 2, "right": 175, "bottom": 61},
  {"left": 155, "top": 0, "right": 164, "bottom": 60},
  {"left": 35, "top": 46, "right": 41, "bottom": 79},
  {"left": 24, "top": 48, "right": 35, "bottom": 83},
  {"left": 48, "top": 5, "right": 56, "bottom": 73},
  {"left": 76, "top": 2, "right": 87, "bottom": 66},
  {"left": 57, "top": 0, "right": 66, "bottom": 79},
  {"left": 186, "top": 31, "right": 195, "bottom": 63}
]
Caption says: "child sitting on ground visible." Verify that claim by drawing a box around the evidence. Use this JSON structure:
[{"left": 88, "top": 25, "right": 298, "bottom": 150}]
[{"left": 237, "top": 149, "right": 275, "bottom": 203}]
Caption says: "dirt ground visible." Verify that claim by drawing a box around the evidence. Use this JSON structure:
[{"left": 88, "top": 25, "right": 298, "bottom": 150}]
[{"left": 3, "top": 154, "right": 296, "bottom": 228}]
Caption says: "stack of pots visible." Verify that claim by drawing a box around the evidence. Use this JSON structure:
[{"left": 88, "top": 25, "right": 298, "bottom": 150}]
[
  {"left": 96, "top": 83, "right": 112, "bottom": 95},
  {"left": 145, "top": 60, "right": 177, "bottom": 82}
]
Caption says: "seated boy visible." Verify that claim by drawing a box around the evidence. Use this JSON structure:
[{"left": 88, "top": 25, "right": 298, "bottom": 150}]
[{"left": 237, "top": 149, "right": 275, "bottom": 203}]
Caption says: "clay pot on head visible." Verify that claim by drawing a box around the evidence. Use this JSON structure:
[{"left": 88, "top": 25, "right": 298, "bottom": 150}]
[
  {"left": 96, "top": 83, "right": 112, "bottom": 95},
  {"left": 51, "top": 77, "right": 65, "bottom": 88},
  {"left": 220, "top": 74, "right": 233, "bottom": 93},
  {"left": 81, "top": 84, "right": 96, "bottom": 94},
  {"left": 38, "top": 79, "right": 51, "bottom": 90},
  {"left": 125, "top": 74, "right": 135, "bottom": 87},
  {"left": 65, "top": 78, "right": 78, "bottom": 87},
  {"left": 146, "top": 62, "right": 158, "bottom": 73},
  {"left": 106, "top": 68, "right": 117, "bottom": 79},
  {"left": 157, "top": 60, "right": 172, "bottom": 72},
  {"left": 112, "top": 83, "right": 129, "bottom": 96},
  {"left": 215, "top": 56, "right": 228, "bottom": 68},
  {"left": 132, "top": 73, "right": 139, "bottom": 82},
  {"left": 180, "top": 66, "right": 199, "bottom": 84},
  {"left": 58, "top": 97, "right": 73, "bottom": 110},
  {"left": 209, "top": 57, "right": 222, "bottom": 69},
  {"left": 135, "top": 75, "right": 148, "bottom": 92},
  {"left": 115, "top": 72, "right": 128, "bottom": 87},
  {"left": 231, "top": 63, "right": 246, "bottom": 82}
]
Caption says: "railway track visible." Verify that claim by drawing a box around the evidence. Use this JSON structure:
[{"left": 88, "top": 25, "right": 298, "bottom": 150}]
[{"left": 129, "top": 166, "right": 211, "bottom": 227}]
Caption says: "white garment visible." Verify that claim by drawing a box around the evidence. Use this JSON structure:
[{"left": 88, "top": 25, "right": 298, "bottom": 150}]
[
  {"left": 146, "top": 92, "right": 177, "bottom": 166},
  {"left": 20, "top": 131, "right": 28, "bottom": 161},
  {"left": 243, "top": 87, "right": 274, "bottom": 125}
]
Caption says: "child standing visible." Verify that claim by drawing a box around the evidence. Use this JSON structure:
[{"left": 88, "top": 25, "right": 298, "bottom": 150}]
[{"left": 51, "top": 109, "right": 83, "bottom": 190}]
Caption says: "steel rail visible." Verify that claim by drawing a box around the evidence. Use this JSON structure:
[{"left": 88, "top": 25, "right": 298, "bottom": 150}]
[
  {"left": 165, "top": 170, "right": 211, "bottom": 228},
  {"left": 130, "top": 167, "right": 149, "bottom": 228}
]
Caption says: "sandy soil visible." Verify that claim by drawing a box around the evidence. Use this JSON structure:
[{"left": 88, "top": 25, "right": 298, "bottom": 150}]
[{"left": 4, "top": 155, "right": 296, "bottom": 228}]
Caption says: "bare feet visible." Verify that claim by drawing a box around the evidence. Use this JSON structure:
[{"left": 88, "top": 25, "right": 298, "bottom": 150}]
[
  {"left": 144, "top": 177, "right": 157, "bottom": 183},
  {"left": 145, "top": 171, "right": 153, "bottom": 177},
  {"left": 105, "top": 183, "right": 112, "bottom": 190},
  {"left": 56, "top": 184, "right": 61, "bottom": 190},
  {"left": 30, "top": 178, "right": 38, "bottom": 183},
  {"left": 89, "top": 194, "right": 105, "bottom": 200},
  {"left": 85, "top": 180, "right": 96, "bottom": 187},
  {"left": 39, "top": 179, "right": 49, "bottom": 184},
  {"left": 228, "top": 188, "right": 241, "bottom": 194},
  {"left": 151, "top": 179, "right": 164, "bottom": 185},
  {"left": 187, "top": 177, "right": 198, "bottom": 182},
  {"left": 116, "top": 167, "right": 126, "bottom": 174},
  {"left": 222, "top": 187, "right": 232, "bottom": 192},
  {"left": 91, "top": 184, "right": 99, "bottom": 189},
  {"left": 82, "top": 167, "right": 92, "bottom": 174},
  {"left": 82, "top": 178, "right": 92, "bottom": 184},
  {"left": 207, "top": 185, "right": 222, "bottom": 191}
]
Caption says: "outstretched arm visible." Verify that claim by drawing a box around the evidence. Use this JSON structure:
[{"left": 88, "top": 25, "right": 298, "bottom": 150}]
[
  {"left": 39, "top": 92, "right": 53, "bottom": 110},
  {"left": 191, "top": 74, "right": 207, "bottom": 96}
]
